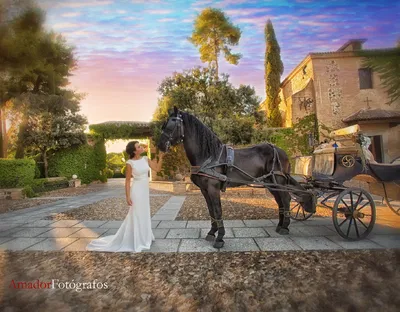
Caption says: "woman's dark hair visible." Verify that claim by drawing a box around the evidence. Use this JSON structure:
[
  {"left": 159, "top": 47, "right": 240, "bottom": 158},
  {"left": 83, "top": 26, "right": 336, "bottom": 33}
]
[{"left": 126, "top": 141, "right": 139, "bottom": 159}]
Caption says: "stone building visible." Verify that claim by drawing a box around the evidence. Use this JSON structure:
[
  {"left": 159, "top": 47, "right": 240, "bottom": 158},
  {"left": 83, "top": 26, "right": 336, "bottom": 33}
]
[{"left": 279, "top": 39, "right": 400, "bottom": 163}]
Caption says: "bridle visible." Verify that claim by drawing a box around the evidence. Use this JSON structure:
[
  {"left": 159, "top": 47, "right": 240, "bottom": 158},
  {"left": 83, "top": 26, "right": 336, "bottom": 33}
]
[{"left": 160, "top": 112, "right": 184, "bottom": 151}]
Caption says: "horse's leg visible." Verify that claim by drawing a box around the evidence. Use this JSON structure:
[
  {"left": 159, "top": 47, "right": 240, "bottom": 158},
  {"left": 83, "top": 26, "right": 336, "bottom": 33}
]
[
  {"left": 269, "top": 176, "right": 291, "bottom": 235},
  {"left": 208, "top": 186, "right": 225, "bottom": 248},
  {"left": 200, "top": 188, "right": 218, "bottom": 241},
  {"left": 269, "top": 190, "right": 285, "bottom": 233}
]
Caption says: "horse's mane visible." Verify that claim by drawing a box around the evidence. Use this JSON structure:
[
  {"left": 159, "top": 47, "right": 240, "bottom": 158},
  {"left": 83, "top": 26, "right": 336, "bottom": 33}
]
[{"left": 181, "top": 112, "right": 223, "bottom": 159}]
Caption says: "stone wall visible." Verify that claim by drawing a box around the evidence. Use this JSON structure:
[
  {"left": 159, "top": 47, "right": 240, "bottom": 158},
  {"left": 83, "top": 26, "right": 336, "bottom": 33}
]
[
  {"left": 280, "top": 57, "right": 314, "bottom": 127},
  {"left": 312, "top": 55, "right": 400, "bottom": 131}
]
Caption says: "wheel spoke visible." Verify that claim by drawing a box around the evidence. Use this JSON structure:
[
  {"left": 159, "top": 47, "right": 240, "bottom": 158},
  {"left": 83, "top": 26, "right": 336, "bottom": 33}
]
[
  {"left": 353, "top": 192, "right": 363, "bottom": 210},
  {"left": 350, "top": 192, "right": 355, "bottom": 212},
  {"left": 356, "top": 217, "right": 368, "bottom": 229},
  {"left": 346, "top": 217, "right": 353, "bottom": 237},
  {"left": 340, "top": 199, "right": 352, "bottom": 212},
  {"left": 290, "top": 203, "right": 300, "bottom": 212},
  {"left": 357, "top": 201, "right": 370, "bottom": 211},
  {"left": 338, "top": 217, "right": 349, "bottom": 227},
  {"left": 353, "top": 217, "right": 360, "bottom": 238}
]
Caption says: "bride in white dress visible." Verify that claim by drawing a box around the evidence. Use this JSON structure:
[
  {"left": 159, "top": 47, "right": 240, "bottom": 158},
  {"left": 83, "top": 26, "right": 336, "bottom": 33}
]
[{"left": 86, "top": 141, "right": 156, "bottom": 252}]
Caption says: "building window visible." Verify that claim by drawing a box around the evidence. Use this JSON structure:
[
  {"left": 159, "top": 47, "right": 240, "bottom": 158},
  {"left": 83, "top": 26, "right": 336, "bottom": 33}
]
[
  {"left": 369, "top": 135, "right": 383, "bottom": 163},
  {"left": 358, "top": 68, "right": 372, "bottom": 89}
]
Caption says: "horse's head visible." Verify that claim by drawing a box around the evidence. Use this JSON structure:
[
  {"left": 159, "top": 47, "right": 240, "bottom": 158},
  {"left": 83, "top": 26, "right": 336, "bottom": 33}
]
[{"left": 157, "top": 106, "right": 184, "bottom": 152}]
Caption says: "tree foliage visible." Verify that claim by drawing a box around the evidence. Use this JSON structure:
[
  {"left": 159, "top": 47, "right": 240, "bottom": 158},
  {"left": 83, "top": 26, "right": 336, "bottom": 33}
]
[
  {"left": 264, "top": 19, "right": 284, "bottom": 127},
  {"left": 153, "top": 66, "right": 262, "bottom": 179},
  {"left": 0, "top": 2, "right": 81, "bottom": 159},
  {"left": 189, "top": 8, "right": 241, "bottom": 78},
  {"left": 17, "top": 93, "right": 87, "bottom": 177}
]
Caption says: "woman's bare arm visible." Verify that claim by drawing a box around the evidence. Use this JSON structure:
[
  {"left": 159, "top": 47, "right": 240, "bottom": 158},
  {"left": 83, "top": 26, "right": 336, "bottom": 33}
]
[
  {"left": 125, "top": 163, "right": 133, "bottom": 206},
  {"left": 147, "top": 157, "right": 158, "bottom": 172}
]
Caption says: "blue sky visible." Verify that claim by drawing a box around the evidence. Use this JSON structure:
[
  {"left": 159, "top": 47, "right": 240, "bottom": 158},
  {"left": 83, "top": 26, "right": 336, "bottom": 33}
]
[{"left": 36, "top": 0, "right": 400, "bottom": 124}]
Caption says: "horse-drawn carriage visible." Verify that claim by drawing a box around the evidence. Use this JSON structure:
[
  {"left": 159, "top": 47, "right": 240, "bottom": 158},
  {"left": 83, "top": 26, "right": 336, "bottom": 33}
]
[
  {"left": 291, "top": 124, "right": 400, "bottom": 240},
  {"left": 158, "top": 108, "right": 399, "bottom": 248}
]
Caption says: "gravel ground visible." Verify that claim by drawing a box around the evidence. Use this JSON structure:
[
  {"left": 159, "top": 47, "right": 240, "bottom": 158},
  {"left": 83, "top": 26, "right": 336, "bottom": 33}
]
[
  {"left": 1, "top": 250, "right": 398, "bottom": 311},
  {"left": 44, "top": 196, "right": 171, "bottom": 220},
  {"left": 177, "top": 193, "right": 332, "bottom": 220}
]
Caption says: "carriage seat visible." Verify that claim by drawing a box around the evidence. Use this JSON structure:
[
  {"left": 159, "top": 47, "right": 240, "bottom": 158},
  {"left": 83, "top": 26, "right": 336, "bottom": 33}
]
[{"left": 368, "top": 163, "right": 400, "bottom": 182}]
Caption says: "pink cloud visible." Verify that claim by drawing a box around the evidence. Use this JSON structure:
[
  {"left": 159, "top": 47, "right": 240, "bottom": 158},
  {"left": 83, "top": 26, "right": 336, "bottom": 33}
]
[
  {"left": 145, "top": 10, "right": 173, "bottom": 15},
  {"left": 57, "top": 1, "right": 114, "bottom": 8},
  {"left": 157, "top": 18, "right": 177, "bottom": 22},
  {"left": 61, "top": 12, "right": 82, "bottom": 18}
]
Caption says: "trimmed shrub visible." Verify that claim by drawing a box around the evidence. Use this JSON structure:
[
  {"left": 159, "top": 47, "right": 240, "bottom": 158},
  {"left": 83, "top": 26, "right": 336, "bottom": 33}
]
[
  {"left": 48, "top": 141, "right": 107, "bottom": 184},
  {"left": 0, "top": 159, "right": 36, "bottom": 188}
]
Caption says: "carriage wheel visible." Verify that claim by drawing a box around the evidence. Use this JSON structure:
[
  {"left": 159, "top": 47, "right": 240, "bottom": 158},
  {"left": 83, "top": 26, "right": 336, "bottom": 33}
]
[
  {"left": 289, "top": 195, "right": 313, "bottom": 221},
  {"left": 332, "top": 188, "right": 376, "bottom": 240},
  {"left": 384, "top": 195, "right": 400, "bottom": 215}
]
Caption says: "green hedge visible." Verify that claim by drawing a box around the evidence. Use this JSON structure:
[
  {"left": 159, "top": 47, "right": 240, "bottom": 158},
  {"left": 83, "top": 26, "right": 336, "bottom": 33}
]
[
  {"left": 31, "top": 178, "right": 69, "bottom": 193},
  {"left": 48, "top": 141, "right": 107, "bottom": 184},
  {"left": 0, "top": 159, "right": 36, "bottom": 188}
]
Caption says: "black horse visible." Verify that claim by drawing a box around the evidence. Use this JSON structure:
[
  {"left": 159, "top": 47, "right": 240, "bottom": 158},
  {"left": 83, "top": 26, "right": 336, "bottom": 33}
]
[{"left": 157, "top": 107, "right": 315, "bottom": 248}]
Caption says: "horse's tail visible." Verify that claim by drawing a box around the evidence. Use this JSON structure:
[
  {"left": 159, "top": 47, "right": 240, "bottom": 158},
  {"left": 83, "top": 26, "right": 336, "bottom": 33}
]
[{"left": 287, "top": 174, "right": 316, "bottom": 213}]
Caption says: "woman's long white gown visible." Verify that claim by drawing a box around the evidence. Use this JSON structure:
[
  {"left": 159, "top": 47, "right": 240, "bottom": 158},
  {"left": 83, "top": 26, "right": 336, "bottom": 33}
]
[{"left": 86, "top": 156, "right": 155, "bottom": 252}]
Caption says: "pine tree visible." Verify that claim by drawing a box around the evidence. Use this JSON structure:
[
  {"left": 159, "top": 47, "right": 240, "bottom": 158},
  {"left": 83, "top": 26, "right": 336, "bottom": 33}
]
[
  {"left": 264, "top": 20, "right": 284, "bottom": 127},
  {"left": 189, "top": 8, "right": 241, "bottom": 79}
]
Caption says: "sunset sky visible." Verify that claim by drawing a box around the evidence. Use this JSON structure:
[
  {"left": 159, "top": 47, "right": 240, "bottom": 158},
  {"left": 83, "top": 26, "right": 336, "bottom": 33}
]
[{"left": 37, "top": 0, "right": 400, "bottom": 126}]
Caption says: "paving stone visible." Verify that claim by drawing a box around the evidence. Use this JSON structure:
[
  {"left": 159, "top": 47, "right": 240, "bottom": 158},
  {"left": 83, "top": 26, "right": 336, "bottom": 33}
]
[
  {"left": 100, "top": 228, "right": 118, "bottom": 237},
  {"left": 0, "top": 224, "right": 19, "bottom": 232},
  {"left": 68, "top": 228, "right": 109, "bottom": 238},
  {"left": 49, "top": 220, "right": 82, "bottom": 227},
  {"left": 219, "top": 238, "right": 260, "bottom": 252},
  {"left": 0, "top": 238, "right": 47, "bottom": 251},
  {"left": 166, "top": 228, "right": 200, "bottom": 239},
  {"left": 25, "top": 238, "right": 79, "bottom": 251},
  {"left": 153, "top": 229, "right": 169, "bottom": 239},
  {"left": 187, "top": 221, "right": 212, "bottom": 228},
  {"left": 232, "top": 227, "right": 269, "bottom": 238},
  {"left": 178, "top": 239, "right": 217, "bottom": 252},
  {"left": 291, "top": 236, "right": 342, "bottom": 250},
  {"left": 11, "top": 227, "right": 52, "bottom": 237},
  {"left": 263, "top": 226, "right": 304, "bottom": 237},
  {"left": 19, "top": 220, "right": 57, "bottom": 228},
  {"left": 157, "top": 221, "right": 187, "bottom": 229},
  {"left": 368, "top": 235, "right": 400, "bottom": 248},
  {"left": 222, "top": 220, "right": 246, "bottom": 228},
  {"left": 243, "top": 220, "right": 275, "bottom": 227},
  {"left": 371, "top": 225, "right": 400, "bottom": 235},
  {"left": 200, "top": 228, "right": 235, "bottom": 238},
  {"left": 144, "top": 239, "right": 180, "bottom": 253},
  {"left": 0, "top": 228, "right": 25, "bottom": 237},
  {"left": 325, "top": 236, "right": 384, "bottom": 249},
  {"left": 62, "top": 238, "right": 93, "bottom": 251},
  {"left": 151, "top": 221, "right": 160, "bottom": 228},
  {"left": 151, "top": 214, "right": 177, "bottom": 221},
  {"left": 0, "top": 237, "right": 15, "bottom": 245},
  {"left": 99, "top": 221, "right": 123, "bottom": 228},
  {"left": 296, "top": 226, "right": 337, "bottom": 236},
  {"left": 37, "top": 227, "right": 81, "bottom": 238},
  {"left": 255, "top": 237, "right": 302, "bottom": 251},
  {"left": 72, "top": 221, "right": 109, "bottom": 228}
]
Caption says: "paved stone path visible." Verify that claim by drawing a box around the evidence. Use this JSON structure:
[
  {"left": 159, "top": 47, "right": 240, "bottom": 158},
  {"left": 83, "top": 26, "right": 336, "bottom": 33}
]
[{"left": 1, "top": 188, "right": 400, "bottom": 252}]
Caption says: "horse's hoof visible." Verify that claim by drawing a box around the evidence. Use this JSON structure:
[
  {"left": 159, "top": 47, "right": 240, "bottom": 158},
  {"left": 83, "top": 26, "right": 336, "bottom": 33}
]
[
  {"left": 275, "top": 225, "right": 282, "bottom": 233},
  {"left": 205, "top": 234, "right": 215, "bottom": 242},
  {"left": 213, "top": 240, "right": 224, "bottom": 249},
  {"left": 278, "top": 228, "right": 289, "bottom": 235}
]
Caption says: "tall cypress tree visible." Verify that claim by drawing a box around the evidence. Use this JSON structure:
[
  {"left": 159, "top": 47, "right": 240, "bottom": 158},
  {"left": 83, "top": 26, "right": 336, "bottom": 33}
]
[{"left": 264, "top": 19, "right": 283, "bottom": 127}]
